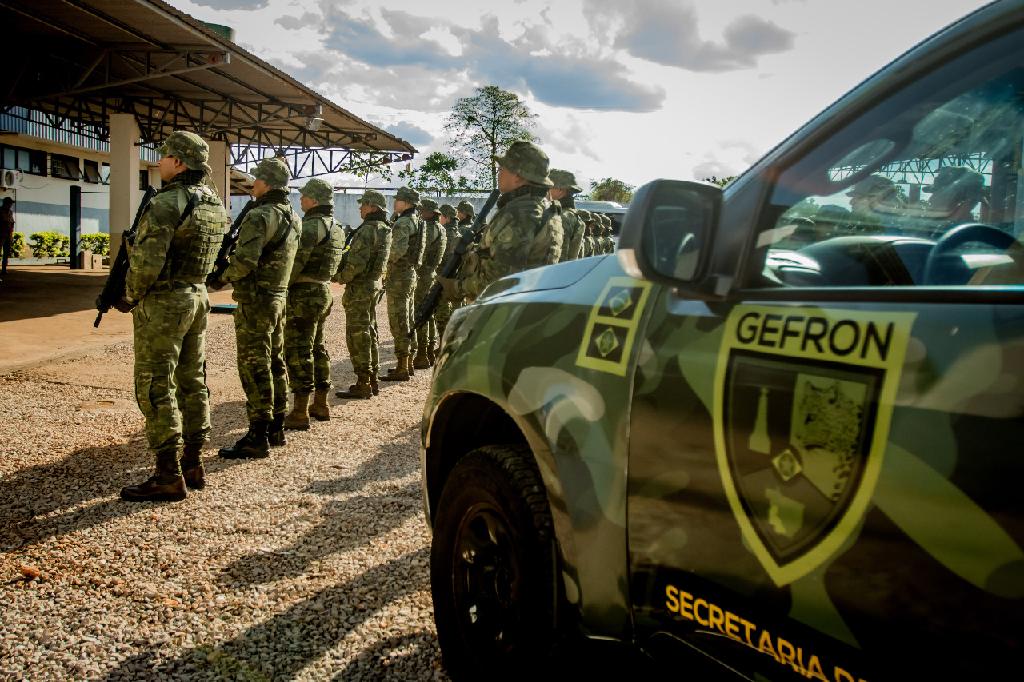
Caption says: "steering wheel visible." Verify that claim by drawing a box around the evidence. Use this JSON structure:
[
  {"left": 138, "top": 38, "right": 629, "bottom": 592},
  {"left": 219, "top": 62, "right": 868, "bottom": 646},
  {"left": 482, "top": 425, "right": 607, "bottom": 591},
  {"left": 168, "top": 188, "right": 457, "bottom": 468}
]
[{"left": 922, "top": 222, "right": 1017, "bottom": 284}]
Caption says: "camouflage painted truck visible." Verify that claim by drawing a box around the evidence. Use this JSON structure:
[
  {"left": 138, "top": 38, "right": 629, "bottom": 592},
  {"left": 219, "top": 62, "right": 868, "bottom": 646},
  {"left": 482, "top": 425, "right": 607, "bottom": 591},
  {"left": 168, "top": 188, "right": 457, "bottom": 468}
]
[{"left": 421, "top": 1, "right": 1024, "bottom": 679}]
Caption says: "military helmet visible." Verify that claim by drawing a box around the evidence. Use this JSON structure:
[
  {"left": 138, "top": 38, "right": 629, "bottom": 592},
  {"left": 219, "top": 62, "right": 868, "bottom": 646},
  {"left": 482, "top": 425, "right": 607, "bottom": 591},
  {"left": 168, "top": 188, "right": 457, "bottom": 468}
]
[
  {"left": 439, "top": 203, "right": 457, "bottom": 218},
  {"left": 419, "top": 198, "right": 439, "bottom": 212},
  {"left": 493, "top": 140, "right": 552, "bottom": 187},
  {"left": 300, "top": 178, "right": 334, "bottom": 204},
  {"left": 456, "top": 200, "right": 475, "bottom": 217},
  {"left": 599, "top": 214, "right": 611, "bottom": 227},
  {"left": 157, "top": 130, "right": 209, "bottom": 171},
  {"left": 357, "top": 189, "right": 387, "bottom": 210},
  {"left": 395, "top": 186, "right": 420, "bottom": 204},
  {"left": 549, "top": 169, "right": 581, "bottom": 193},
  {"left": 577, "top": 209, "right": 591, "bottom": 222},
  {"left": 253, "top": 157, "right": 290, "bottom": 189}
]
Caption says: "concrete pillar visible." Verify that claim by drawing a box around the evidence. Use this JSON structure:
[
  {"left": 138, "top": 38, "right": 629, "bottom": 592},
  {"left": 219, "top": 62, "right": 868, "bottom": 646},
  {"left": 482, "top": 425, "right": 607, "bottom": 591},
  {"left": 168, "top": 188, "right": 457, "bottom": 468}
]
[
  {"left": 108, "top": 114, "right": 141, "bottom": 263},
  {"left": 208, "top": 139, "right": 231, "bottom": 207}
]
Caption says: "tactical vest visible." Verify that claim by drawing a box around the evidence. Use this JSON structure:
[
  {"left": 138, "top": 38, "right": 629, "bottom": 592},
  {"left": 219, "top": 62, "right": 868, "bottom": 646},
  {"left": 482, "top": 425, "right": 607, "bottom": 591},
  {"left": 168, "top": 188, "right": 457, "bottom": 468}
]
[
  {"left": 160, "top": 184, "right": 227, "bottom": 284},
  {"left": 254, "top": 201, "right": 300, "bottom": 293},
  {"left": 405, "top": 214, "right": 426, "bottom": 268},
  {"left": 298, "top": 216, "right": 345, "bottom": 282},
  {"left": 443, "top": 223, "right": 461, "bottom": 263},
  {"left": 368, "top": 221, "right": 391, "bottom": 280},
  {"left": 419, "top": 219, "right": 445, "bottom": 272}
]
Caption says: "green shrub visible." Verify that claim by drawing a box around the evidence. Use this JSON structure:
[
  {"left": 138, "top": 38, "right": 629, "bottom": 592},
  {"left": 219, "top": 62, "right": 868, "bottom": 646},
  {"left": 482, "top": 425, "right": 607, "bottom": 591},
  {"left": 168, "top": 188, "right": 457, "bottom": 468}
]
[
  {"left": 79, "top": 233, "right": 110, "bottom": 256},
  {"left": 10, "top": 231, "right": 25, "bottom": 257},
  {"left": 29, "top": 231, "right": 71, "bottom": 258}
]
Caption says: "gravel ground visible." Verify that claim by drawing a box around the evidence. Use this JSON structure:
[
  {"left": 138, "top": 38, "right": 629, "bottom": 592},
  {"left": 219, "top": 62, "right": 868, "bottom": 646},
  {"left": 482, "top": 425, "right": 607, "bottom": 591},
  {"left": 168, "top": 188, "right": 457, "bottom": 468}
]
[{"left": 0, "top": 299, "right": 445, "bottom": 681}]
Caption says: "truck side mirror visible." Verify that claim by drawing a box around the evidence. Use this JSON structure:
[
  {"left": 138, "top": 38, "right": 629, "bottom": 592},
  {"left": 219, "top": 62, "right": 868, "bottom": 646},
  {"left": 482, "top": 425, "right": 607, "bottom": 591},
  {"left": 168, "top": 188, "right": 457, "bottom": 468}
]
[{"left": 617, "top": 179, "right": 722, "bottom": 288}]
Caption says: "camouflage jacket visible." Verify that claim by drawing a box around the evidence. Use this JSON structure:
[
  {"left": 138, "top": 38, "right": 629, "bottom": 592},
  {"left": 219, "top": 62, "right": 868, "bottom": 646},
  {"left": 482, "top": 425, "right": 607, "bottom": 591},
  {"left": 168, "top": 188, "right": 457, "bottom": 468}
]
[
  {"left": 456, "top": 185, "right": 563, "bottom": 300},
  {"left": 561, "top": 207, "right": 584, "bottom": 261},
  {"left": 418, "top": 218, "right": 447, "bottom": 276},
  {"left": 222, "top": 188, "right": 300, "bottom": 302},
  {"left": 334, "top": 210, "right": 391, "bottom": 288},
  {"left": 290, "top": 205, "right": 345, "bottom": 285},
  {"left": 441, "top": 222, "right": 462, "bottom": 266},
  {"left": 388, "top": 208, "right": 423, "bottom": 275},
  {"left": 126, "top": 175, "right": 227, "bottom": 302}
]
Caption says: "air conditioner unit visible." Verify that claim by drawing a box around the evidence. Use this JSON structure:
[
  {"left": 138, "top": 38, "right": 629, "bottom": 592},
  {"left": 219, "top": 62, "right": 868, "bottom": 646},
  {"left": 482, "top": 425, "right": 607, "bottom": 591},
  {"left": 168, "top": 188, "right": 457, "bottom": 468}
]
[{"left": 0, "top": 169, "right": 18, "bottom": 189}]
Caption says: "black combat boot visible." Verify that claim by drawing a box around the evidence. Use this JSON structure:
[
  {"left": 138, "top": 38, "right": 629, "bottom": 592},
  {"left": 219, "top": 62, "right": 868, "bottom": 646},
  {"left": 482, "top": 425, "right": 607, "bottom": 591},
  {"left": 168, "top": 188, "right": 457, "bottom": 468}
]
[
  {"left": 121, "top": 452, "right": 187, "bottom": 502},
  {"left": 218, "top": 421, "right": 270, "bottom": 459},
  {"left": 268, "top": 413, "right": 286, "bottom": 447},
  {"left": 369, "top": 375, "right": 380, "bottom": 396},
  {"left": 180, "top": 442, "right": 206, "bottom": 490},
  {"left": 413, "top": 348, "right": 430, "bottom": 370}
]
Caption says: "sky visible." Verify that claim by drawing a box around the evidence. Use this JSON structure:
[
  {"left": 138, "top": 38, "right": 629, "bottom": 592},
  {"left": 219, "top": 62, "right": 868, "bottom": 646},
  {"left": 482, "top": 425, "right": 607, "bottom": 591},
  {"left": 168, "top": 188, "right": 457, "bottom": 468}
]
[{"left": 177, "top": 0, "right": 990, "bottom": 191}]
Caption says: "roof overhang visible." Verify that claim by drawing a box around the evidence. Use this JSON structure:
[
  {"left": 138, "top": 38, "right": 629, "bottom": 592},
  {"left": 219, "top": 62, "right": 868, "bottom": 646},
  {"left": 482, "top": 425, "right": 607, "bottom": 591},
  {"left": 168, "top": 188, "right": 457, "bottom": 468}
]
[{"left": 0, "top": 0, "right": 416, "bottom": 176}]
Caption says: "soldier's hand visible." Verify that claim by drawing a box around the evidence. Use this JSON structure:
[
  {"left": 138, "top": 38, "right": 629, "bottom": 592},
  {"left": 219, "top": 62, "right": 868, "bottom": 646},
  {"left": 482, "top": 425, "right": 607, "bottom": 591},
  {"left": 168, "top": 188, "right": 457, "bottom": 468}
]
[
  {"left": 113, "top": 297, "right": 136, "bottom": 314},
  {"left": 437, "top": 277, "right": 459, "bottom": 300}
]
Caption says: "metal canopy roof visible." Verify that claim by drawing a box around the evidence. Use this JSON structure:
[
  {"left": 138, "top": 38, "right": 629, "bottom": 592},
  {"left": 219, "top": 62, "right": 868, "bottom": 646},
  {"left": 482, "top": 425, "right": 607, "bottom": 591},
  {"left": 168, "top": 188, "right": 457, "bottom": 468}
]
[{"left": 0, "top": 0, "right": 416, "bottom": 177}]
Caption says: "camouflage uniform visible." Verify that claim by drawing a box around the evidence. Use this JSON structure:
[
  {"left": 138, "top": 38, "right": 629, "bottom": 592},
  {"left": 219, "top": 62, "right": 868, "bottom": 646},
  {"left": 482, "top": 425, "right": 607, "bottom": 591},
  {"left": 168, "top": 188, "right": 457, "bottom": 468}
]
[
  {"left": 218, "top": 157, "right": 300, "bottom": 456},
  {"left": 550, "top": 169, "right": 585, "bottom": 261},
  {"left": 334, "top": 190, "right": 391, "bottom": 398},
  {"left": 283, "top": 179, "right": 345, "bottom": 428},
  {"left": 582, "top": 215, "right": 597, "bottom": 257},
  {"left": 600, "top": 214, "right": 614, "bottom": 253},
  {"left": 447, "top": 141, "right": 563, "bottom": 301},
  {"left": 434, "top": 204, "right": 463, "bottom": 342},
  {"left": 383, "top": 186, "right": 425, "bottom": 379},
  {"left": 413, "top": 199, "right": 447, "bottom": 368},
  {"left": 120, "top": 131, "right": 228, "bottom": 502},
  {"left": 456, "top": 200, "right": 475, "bottom": 228}
]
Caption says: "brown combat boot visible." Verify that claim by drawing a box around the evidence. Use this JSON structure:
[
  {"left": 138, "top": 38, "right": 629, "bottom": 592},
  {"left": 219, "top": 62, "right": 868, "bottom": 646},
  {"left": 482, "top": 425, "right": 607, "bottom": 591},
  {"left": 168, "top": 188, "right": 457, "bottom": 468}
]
[
  {"left": 181, "top": 442, "right": 205, "bottom": 490},
  {"left": 426, "top": 346, "right": 436, "bottom": 366},
  {"left": 336, "top": 374, "right": 373, "bottom": 399},
  {"left": 120, "top": 474, "right": 187, "bottom": 502},
  {"left": 218, "top": 420, "right": 270, "bottom": 459},
  {"left": 309, "top": 389, "right": 331, "bottom": 421},
  {"left": 369, "top": 375, "right": 379, "bottom": 396},
  {"left": 381, "top": 356, "right": 411, "bottom": 381},
  {"left": 284, "top": 392, "right": 311, "bottom": 430},
  {"left": 413, "top": 348, "right": 430, "bottom": 370}
]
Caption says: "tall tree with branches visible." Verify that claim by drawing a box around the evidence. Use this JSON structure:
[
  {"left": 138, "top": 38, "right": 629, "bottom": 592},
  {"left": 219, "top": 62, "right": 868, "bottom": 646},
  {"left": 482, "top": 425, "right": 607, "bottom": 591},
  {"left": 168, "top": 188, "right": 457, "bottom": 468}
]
[
  {"left": 445, "top": 85, "right": 538, "bottom": 189},
  {"left": 396, "top": 152, "right": 472, "bottom": 196}
]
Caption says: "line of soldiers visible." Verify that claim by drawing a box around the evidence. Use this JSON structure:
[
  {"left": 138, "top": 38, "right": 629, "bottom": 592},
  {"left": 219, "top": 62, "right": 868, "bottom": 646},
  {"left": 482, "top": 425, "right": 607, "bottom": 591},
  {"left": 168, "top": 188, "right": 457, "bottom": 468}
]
[{"left": 114, "top": 130, "right": 612, "bottom": 502}]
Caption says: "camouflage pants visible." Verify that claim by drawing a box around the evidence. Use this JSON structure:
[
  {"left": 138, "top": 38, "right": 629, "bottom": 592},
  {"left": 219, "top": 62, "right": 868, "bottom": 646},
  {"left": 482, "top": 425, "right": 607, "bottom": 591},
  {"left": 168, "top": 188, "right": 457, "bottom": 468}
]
[
  {"left": 413, "top": 268, "right": 436, "bottom": 354},
  {"left": 385, "top": 270, "right": 417, "bottom": 357},
  {"left": 132, "top": 285, "right": 211, "bottom": 476},
  {"left": 434, "top": 295, "right": 463, "bottom": 345},
  {"left": 343, "top": 282, "right": 379, "bottom": 376},
  {"left": 285, "top": 282, "right": 333, "bottom": 393},
  {"left": 234, "top": 294, "right": 287, "bottom": 422}
]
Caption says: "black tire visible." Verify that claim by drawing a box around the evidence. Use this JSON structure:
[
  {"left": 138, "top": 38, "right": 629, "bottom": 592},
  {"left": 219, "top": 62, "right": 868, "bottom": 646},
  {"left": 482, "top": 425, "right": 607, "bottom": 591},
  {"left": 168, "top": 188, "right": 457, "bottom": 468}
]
[{"left": 430, "top": 445, "right": 561, "bottom": 680}]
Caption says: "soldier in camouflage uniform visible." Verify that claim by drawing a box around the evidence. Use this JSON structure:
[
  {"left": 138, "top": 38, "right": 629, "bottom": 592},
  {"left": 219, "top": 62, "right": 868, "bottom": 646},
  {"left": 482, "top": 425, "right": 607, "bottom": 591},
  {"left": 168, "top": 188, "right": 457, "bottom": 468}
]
[
  {"left": 333, "top": 190, "right": 392, "bottom": 399},
  {"left": 118, "top": 130, "right": 228, "bottom": 502},
  {"left": 456, "top": 200, "right": 475, "bottom": 229},
  {"left": 438, "top": 141, "right": 563, "bottom": 303},
  {"left": 282, "top": 179, "right": 345, "bottom": 430},
  {"left": 213, "top": 157, "right": 300, "bottom": 459},
  {"left": 579, "top": 211, "right": 594, "bottom": 257},
  {"left": 600, "top": 214, "right": 614, "bottom": 253},
  {"left": 413, "top": 198, "right": 447, "bottom": 369},
  {"left": 434, "top": 203, "right": 463, "bottom": 344},
  {"left": 549, "top": 169, "right": 585, "bottom": 261},
  {"left": 382, "top": 186, "right": 425, "bottom": 381}
]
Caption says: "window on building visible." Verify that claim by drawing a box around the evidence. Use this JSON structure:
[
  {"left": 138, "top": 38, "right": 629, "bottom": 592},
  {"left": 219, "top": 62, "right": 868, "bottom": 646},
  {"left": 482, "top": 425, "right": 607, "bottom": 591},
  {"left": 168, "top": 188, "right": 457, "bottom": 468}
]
[
  {"left": 100, "top": 163, "right": 110, "bottom": 185},
  {"left": 139, "top": 169, "right": 149, "bottom": 190},
  {"left": 28, "top": 150, "right": 45, "bottom": 176},
  {"left": 83, "top": 160, "right": 101, "bottom": 184},
  {"left": 51, "top": 154, "right": 82, "bottom": 180},
  {"left": 0, "top": 145, "right": 46, "bottom": 176}
]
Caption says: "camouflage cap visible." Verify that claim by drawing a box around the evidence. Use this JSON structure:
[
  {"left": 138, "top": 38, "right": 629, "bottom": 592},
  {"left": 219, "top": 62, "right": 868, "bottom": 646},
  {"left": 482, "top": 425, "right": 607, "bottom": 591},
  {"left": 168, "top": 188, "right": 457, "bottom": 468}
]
[
  {"left": 253, "top": 157, "right": 290, "bottom": 189},
  {"left": 419, "top": 198, "right": 439, "bottom": 212},
  {"left": 456, "top": 201, "right": 475, "bottom": 216},
  {"left": 395, "top": 186, "right": 420, "bottom": 204},
  {"left": 357, "top": 189, "right": 387, "bottom": 210},
  {"left": 439, "top": 203, "right": 457, "bottom": 218},
  {"left": 300, "top": 178, "right": 334, "bottom": 204},
  {"left": 576, "top": 209, "right": 591, "bottom": 222},
  {"left": 548, "top": 169, "right": 581, "bottom": 192},
  {"left": 156, "top": 130, "right": 209, "bottom": 171},
  {"left": 599, "top": 214, "right": 611, "bottom": 227},
  {"left": 494, "top": 140, "right": 552, "bottom": 187}
]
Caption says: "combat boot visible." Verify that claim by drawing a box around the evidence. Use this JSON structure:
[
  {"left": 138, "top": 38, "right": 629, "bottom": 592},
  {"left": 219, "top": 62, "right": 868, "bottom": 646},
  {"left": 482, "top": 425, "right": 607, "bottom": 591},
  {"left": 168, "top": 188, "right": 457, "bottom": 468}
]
[
  {"left": 180, "top": 442, "right": 206, "bottom": 490},
  {"left": 336, "top": 374, "right": 373, "bottom": 399},
  {"left": 309, "top": 389, "right": 331, "bottom": 421},
  {"left": 218, "top": 421, "right": 270, "bottom": 459},
  {"left": 381, "top": 356, "right": 411, "bottom": 382},
  {"left": 284, "top": 392, "right": 311, "bottom": 430},
  {"left": 369, "top": 375, "right": 379, "bottom": 396},
  {"left": 426, "top": 346, "right": 436, "bottom": 367},
  {"left": 120, "top": 474, "right": 187, "bottom": 502},
  {"left": 268, "top": 413, "right": 286, "bottom": 447},
  {"left": 413, "top": 348, "right": 430, "bottom": 370}
]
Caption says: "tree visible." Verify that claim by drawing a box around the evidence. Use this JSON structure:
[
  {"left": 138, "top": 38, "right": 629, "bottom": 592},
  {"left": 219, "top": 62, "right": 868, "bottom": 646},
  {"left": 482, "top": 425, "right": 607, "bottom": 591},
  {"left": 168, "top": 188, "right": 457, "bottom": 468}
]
[
  {"left": 445, "top": 85, "right": 538, "bottom": 189},
  {"left": 396, "top": 152, "right": 473, "bottom": 196},
  {"left": 703, "top": 175, "right": 736, "bottom": 188},
  {"left": 589, "top": 178, "right": 634, "bottom": 204}
]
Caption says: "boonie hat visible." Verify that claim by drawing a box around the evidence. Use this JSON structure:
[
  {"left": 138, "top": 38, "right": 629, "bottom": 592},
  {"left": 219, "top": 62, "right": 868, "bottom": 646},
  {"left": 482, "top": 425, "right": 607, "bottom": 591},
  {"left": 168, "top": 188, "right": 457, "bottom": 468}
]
[
  {"left": 300, "top": 178, "right": 334, "bottom": 204},
  {"left": 357, "top": 189, "right": 387, "bottom": 210},
  {"left": 157, "top": 130, "right": 209, "bottom": 171},
  {"left": 253, "top": 157, "right": 290, "bottom": 189},
  {"left": 493, "top": 141, "right": 552, "bottom": 187}
]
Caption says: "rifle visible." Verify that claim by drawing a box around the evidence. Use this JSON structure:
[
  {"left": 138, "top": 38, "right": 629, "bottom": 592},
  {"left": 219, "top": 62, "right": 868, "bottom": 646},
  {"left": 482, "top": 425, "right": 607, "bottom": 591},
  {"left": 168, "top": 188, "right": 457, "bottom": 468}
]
[
  {"left": 410, "top": 189, "right": 499, "bottom": 334},
  {"left": 206, "top": 199, "right": 256, "bottom": 287},
  {"left": 94, "top": 186, "right": 159, "bottom": 327}
]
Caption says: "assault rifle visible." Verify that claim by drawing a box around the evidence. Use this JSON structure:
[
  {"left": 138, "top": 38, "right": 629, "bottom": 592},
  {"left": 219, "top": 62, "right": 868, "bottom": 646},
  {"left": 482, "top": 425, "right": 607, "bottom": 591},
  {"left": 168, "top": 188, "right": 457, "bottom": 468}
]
[
  {"left": 410, "top": 189, "right": 499, "bottom": 334},
  {"left": 206, "top": 199, "right": 256, "bottom": 287},
  {"left": 93, "top": 186, "right": 159, "bottom": 327}
]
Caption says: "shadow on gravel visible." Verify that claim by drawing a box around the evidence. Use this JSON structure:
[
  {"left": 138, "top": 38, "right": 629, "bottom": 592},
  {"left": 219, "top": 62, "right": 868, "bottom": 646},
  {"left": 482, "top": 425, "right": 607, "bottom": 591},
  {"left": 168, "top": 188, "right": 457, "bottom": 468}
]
[
  {"left": 100, "top": 548, "right": 431, "bottom": 682},
  {"left": 330, "top": 631, "right": 440, "bottom": 680},
  {"left": 0, "top": 400, "right": 250, "bottom": 551},
  {"left": 304, "top": 426, "right": 419, "bottom": 496}
]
